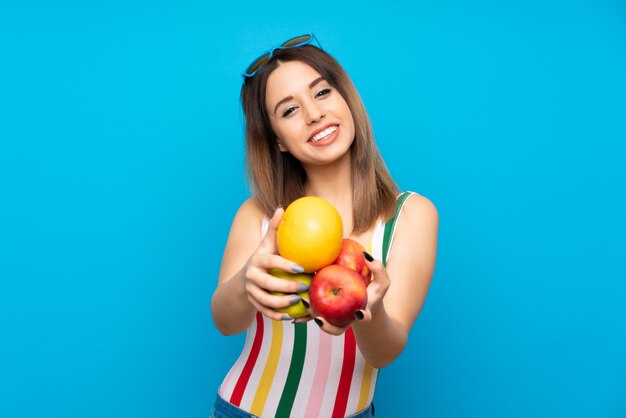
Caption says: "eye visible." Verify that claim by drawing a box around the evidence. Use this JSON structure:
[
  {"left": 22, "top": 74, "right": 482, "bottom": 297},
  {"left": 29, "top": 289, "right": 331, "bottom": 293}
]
[
  {"left": 281, "top": 106, "right": 297, "bottom": 118},
  {"left": 316, "top": 87, "right": 332, "bottom": 98}
]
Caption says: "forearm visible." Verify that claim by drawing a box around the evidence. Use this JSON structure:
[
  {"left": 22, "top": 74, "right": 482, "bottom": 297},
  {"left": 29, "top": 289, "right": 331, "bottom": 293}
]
[
  {"left": 351, "top": 303, "right": 408, "bottom": 369},
  {"left": 211, "top": 268, "right": 257, "bottom": 335}
]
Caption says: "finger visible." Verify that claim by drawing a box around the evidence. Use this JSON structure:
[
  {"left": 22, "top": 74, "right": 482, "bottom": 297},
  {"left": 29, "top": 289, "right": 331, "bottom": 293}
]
[
  {"left": 354, "top": 308, "right": 371, "bottom": 322},
  {"left": 313, "top": 316, "right": 350, "bottom": 336},
  {"left": 252, "top": 253, "right": 305, "bottom": 276},
  {"left": 247, "top": 282, "right": 303, "bottom": 310},
  {"left": 291, "top": 315, "right": 313, "bottom": 324},
  {"left": 362, "top": 252, "right": 390, "bottom": 288},
  {"left": 362, "top": 251, "right": 385, "bottom": 277},
  {"left": 259, "top": 207, "right": 284, "bottom": 253},
  {"left": 249, "top": 269, "right": 310, "bottom": 294},
  {"left": 269, "top": 206, "right": 284, "bottom": 230},
  {"left": 295, "top": 299, "right": 314, "bottom": 323},
  {"left": 302, "top": 298, "right": 319, "bottom": 319},
  {"left": 247, "top": 296, "right": 292, "bottom": 322}
]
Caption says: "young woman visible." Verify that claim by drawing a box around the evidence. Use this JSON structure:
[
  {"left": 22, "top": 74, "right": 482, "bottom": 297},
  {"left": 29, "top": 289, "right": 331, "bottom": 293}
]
[{"left": 210, "top": 34, "right": 438, "bottom": 418}]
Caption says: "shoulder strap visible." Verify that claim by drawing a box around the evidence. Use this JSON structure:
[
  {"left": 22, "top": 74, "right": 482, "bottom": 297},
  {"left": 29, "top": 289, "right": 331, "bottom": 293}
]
[{"left": 382, "top": 192, "right": 412, "bottom": 267}]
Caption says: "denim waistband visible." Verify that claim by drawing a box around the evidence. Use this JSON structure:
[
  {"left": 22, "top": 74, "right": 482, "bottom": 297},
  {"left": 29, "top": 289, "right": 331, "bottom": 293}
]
[{"left": 211, "top": 393, "right": 375, "bottom": 418}]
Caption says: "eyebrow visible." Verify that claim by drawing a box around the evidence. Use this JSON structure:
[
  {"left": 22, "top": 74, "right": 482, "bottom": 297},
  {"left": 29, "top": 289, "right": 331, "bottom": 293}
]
[{"left": 273, "top": 77, "right": 326, "bottom": 115}]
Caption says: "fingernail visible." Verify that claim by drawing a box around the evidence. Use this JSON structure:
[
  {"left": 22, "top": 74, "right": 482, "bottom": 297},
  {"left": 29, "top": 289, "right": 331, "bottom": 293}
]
[
  {"left": 289, "top": 295, "right": 302, "bottom": 305},
  {"left": 354, "top": 310, "right": 364, "bottom": 320},
  {"left": 301, "top": 299, "right": 310, "bottom": 309},
  {"left": 291, "top": 264, "right": 305, "bottom": 274},
  {"left": 281, "top": 315, "right": 292, "bottom": 321},
  {"left": 314, "top": 318, "right": 323, "bottom": 327},
  {"left": 296, "top": 283, "right": 309, "bottom": 292},
  {"left": 363, "top": 251, "right": 374, "bottom": 262}
]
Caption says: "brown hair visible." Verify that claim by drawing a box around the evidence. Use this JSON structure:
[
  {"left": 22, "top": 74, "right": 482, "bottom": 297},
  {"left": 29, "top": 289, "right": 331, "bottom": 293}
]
[{"left": 241, "top": 45, "right": 398, "bottom": 234}]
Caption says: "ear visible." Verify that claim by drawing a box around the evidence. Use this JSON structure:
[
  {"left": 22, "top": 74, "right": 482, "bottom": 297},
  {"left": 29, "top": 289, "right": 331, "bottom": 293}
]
[{"left": 276, "top": 139, "right": 288, "bottom": 152}]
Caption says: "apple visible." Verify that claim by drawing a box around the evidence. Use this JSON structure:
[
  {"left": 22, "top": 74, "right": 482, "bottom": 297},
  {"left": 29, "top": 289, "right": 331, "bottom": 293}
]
[
  {"left": 309, "top": 264, "right": 367, "bottom": 328},
  {"left": 269, "top": 269, "right": 312, "bottom": 319},
  {"left": 333, "top": 238, "right": 372, "bottom": 287}
]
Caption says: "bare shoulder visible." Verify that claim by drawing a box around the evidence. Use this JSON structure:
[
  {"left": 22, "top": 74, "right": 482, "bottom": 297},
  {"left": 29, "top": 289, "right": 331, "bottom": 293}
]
[
  {"left": 236, "top": 196, "right": 265, "bottom": 217},
  {"left": 386, "top": 192, "right": 439, "bottom": 268},
  {"left": 218, "top": 197, "right": 266, "bottom": 283},
  {"left": 399, "top": 193, "right": 439, "bottom": 229},
  {"left": 231, "top": 197, "right": 266, "bottom": 230}
]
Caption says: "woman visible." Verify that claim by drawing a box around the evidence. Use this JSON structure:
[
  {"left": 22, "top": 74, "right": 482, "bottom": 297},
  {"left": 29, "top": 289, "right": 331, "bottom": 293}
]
[{"left": 210, "top": 34, "right": 438, "bottom": 418}]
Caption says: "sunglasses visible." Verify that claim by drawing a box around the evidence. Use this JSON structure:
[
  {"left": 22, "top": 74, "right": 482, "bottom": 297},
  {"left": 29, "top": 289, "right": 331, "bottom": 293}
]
[{"left": 242, "top": 33, "right": 323, "bottom": 79}]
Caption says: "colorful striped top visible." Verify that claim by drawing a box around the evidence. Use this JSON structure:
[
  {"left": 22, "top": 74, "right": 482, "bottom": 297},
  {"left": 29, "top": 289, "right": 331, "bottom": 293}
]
[{"left": 218, "top": 192, "right": 414, "bottom": 418}]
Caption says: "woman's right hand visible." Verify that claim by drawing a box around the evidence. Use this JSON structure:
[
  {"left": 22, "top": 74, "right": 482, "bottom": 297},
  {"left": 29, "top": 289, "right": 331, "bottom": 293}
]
[{"left": 242, "top": 207, "right": 309, "bottom": 321}]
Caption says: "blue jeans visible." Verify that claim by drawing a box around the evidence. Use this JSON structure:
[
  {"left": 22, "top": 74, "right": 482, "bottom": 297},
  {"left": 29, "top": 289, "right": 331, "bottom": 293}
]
[{"left": 211, "top": 394, "right": 375, "bottom": 418}]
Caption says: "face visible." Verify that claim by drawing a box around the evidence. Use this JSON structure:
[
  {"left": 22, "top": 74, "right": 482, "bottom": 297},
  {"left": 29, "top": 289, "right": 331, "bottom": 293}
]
[{"left": 264, "top": 61, "right": 355, "bottom": 167}]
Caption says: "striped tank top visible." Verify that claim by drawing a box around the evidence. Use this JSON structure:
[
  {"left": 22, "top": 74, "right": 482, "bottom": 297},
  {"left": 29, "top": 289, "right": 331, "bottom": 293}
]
[{"left": 218, "top": 192, "right": 414, "bottom": 418}]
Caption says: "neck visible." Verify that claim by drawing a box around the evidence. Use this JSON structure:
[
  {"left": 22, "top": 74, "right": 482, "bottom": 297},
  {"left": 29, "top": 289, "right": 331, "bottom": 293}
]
[{"left": 303, "top": 151, "right": 353, "bottom": 234}]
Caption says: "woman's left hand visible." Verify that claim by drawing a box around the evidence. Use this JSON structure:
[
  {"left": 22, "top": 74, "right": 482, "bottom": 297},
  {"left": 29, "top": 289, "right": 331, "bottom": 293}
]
[{"left": 302, "top": 252, "right": 390, "bottom": 335}]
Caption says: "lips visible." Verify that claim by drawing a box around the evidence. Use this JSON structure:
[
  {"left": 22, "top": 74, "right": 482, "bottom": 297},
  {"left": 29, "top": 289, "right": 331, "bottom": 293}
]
[{"left": 309, "top": 124, "right": 339, "bottom": 142}]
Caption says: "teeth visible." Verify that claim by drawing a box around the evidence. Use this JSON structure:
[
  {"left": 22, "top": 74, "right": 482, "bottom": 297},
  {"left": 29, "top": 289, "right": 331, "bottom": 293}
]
[{"left": 312, "top": 125, "right": 337, "bottom": 142}]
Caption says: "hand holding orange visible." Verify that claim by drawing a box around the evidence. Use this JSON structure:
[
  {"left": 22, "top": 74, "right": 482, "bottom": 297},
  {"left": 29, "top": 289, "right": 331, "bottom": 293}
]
[{"left": 276, "top": 196, "right": 371, "bottom": 328}]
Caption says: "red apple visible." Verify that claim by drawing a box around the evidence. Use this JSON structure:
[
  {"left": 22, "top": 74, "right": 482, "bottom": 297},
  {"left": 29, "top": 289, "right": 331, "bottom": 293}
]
[
  {"left": 309, "top": 264, "right": 367, "bottom": 328},
  {"left": 334, "top": 238, "right": 372, "bottom": 287}
]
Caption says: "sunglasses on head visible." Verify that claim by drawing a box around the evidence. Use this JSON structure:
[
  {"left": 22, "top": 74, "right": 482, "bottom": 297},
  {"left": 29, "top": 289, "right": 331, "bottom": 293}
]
[{"left": 242, "top": 33, "right": 323, "bottom": 79}]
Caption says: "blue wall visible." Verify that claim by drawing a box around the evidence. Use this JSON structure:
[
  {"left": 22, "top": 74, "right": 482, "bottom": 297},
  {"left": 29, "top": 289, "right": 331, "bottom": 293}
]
[{"left": 1, "top": 1, "right": 625, "bottom": 417}]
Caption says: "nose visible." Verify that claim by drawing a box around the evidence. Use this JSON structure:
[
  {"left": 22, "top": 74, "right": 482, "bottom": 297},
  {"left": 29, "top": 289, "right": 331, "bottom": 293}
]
[{"left": 304, "top": 101, "right": 325, "bottom": 124}]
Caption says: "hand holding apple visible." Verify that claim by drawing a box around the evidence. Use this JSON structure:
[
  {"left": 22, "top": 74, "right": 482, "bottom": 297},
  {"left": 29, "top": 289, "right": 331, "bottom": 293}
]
[
  {"left": 309, "top": 264, "right": 367, "bottom": 328},
  {"left": 356, "top": 251, "right": 390, "bottom": 319},
  {"left": 310, "top": 251, "right": 391, "bottom": 334}
]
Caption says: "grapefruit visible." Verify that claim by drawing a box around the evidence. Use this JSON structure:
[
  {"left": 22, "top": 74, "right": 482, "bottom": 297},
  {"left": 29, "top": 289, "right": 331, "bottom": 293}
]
[{"left": 277, "top": 196, "right": 343, "bottom": 273}]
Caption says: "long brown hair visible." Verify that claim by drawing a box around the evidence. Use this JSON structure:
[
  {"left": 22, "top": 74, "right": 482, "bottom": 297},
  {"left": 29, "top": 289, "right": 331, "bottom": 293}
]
[{"left": 241, "top": 45, "right": 398, "bottom": 234}]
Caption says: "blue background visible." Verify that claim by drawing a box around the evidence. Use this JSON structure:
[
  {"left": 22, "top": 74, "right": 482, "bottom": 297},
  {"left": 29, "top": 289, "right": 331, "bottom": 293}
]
[{"left": 1, "top": 1, "right": 625, "bottom": 417}]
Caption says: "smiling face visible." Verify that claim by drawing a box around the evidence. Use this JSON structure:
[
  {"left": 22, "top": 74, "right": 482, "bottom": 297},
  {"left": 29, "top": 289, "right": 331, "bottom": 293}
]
[{"left": 264, "top": 60, "right": 356, "bottom": 168}]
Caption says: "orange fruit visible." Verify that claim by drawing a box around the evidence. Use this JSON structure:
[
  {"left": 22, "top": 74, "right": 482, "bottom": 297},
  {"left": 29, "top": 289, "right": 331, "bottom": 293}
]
[{"left": 277, "top": 196, "right": 343, "bottom": 273}]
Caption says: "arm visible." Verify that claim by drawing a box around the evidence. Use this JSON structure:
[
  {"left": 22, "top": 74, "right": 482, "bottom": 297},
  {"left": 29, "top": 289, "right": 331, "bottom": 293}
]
[
  {"left": 211, "top": 199, "right": 309, "bottom": 335},
  {"left": 314, "top": 194, "right": 439, "bottom": 368},
  {"left": 355, "top": 194, "right": 438, "bottom": 367}
]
